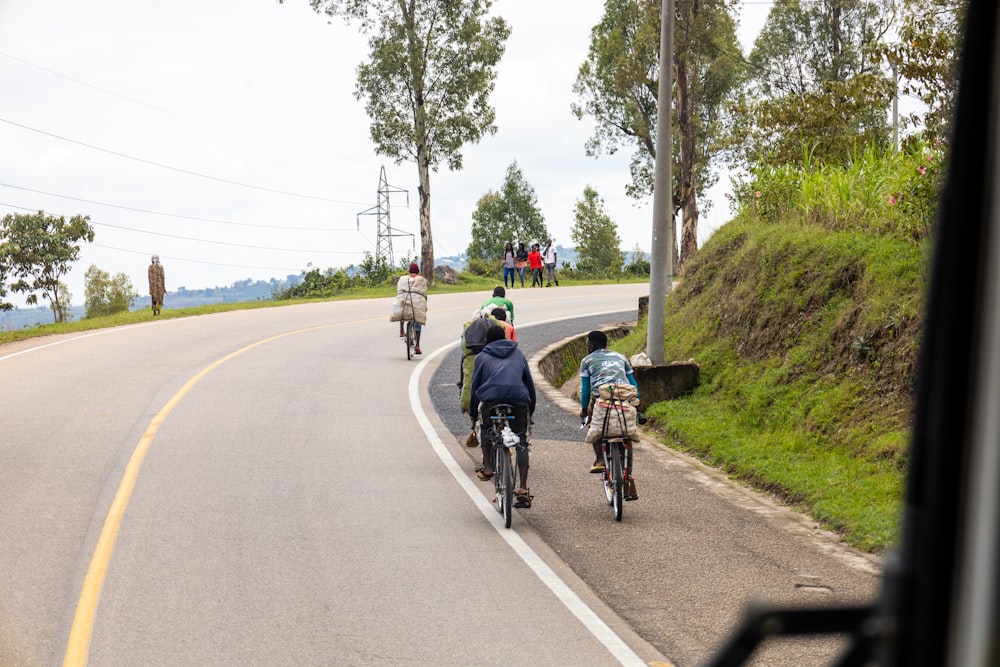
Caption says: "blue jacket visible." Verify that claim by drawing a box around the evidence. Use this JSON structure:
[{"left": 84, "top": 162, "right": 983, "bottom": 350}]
[{"left": 469, "top": 339, "right": 536, "bottom": 421}]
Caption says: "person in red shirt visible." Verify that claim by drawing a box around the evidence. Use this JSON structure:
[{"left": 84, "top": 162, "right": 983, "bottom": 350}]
[
  {"left": 490, "top": 307, "right": 517, "bottom": 342},
  {"left": 527, "top": 243, "right": 544, "bottom": 287}
]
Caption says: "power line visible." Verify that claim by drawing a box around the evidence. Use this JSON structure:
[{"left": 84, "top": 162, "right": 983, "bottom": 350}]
[
  {"left": 0, "top": 200, "right": 374, "bottom": 255},
  {"left": 0, "top": 116, "right": 370, "bottom": 205},
  {"left": 0, "top": 181, "right": 358, "bottom": 231}
]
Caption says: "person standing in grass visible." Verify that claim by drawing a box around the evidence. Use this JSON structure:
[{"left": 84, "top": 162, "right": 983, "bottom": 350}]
[
  {"left": 515, "top": 242, "right": 529, "bottom": 287},
  {"left": 542, "top": 239, "right": 558, "bottom": 286},
  {"left": 528, "top": 243, "right": 544, "bottom": 287},
  {"left": 502, "top": 242, "right": 517, "bottom": 288},
  {"left": 148, "top": 255, "right": 165, "bottom": 316}
]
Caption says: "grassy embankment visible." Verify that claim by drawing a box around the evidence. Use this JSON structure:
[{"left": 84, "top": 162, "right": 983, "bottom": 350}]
[{"left": 612, "top": 145, "right": 938, "bottom": 553}]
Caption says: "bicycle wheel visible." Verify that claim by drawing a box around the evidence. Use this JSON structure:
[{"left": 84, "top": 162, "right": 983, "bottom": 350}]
[
  {"left": 494, "top": 444, "right": 514, "bottom": 528},
  {"left": 501, "top": 447, "right": 514, "bottom": 528},
  {"left": 611, "top": 444, "right": 624, "bottom": 522},
  {"left": 602, "top": 443, "right": 614, "bottom": 506},
  {"left": 405, "top": 321, "right": 414, "bottom": 360},
  {"left": 491, "top": 429, "right": 504, "bottom": 515}
]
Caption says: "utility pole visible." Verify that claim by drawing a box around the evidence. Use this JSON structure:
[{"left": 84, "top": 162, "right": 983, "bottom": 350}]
[
  {"left": 647, "top": 0, "right": 675, "bottom": 365},
  {"left": 357, "top": 166, "right": 412, "bottom": 269}
]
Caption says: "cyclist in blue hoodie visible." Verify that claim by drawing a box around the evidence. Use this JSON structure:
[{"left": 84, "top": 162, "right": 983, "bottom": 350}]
[{"left": 469, "top": 324, "right": 536, "bottom": 507}]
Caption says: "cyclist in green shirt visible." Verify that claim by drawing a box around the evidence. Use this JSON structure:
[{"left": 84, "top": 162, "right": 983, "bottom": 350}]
[{"left": 481, "top": 286, "right": 514, "bottom": 323}]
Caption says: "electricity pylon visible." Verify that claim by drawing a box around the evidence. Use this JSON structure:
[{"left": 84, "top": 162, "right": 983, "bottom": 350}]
[{"left": 357, "top": 166, "right": 412, "bottom": 269}]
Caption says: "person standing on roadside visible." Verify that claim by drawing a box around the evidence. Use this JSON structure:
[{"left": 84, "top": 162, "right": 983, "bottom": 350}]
[
  {"left": 528, "top": 243, "right": 544, "bottom": 287},
  {"left": 148, "top": 255, "right": 165, "bottom": 316},
  {"left": 542, "top": 239, "right": 558, "bottom": 287},
  {"left": 502, "top": 242, "right": 516, "bottom": 289},
  {"left": 515, "top": 242, "right": 529, "bottom": 287}
]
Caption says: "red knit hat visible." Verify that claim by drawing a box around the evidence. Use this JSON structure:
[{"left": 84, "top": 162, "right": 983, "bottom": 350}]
[{"left": 409, "top": 262, "right": 420, "bottom": 274}]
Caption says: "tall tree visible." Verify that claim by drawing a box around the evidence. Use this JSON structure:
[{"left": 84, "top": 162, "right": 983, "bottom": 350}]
[
  {"left": 570, "top": 186, "right": 624, "bottom": 276},
  {"left": 84, "top": 265, "right": 138, "bottom": 318},
  {"left": 879, "top": 0, "right": 966, "bottom": 143},
  {"left": 572, "top": 0, "right": 741, "bottom": 270},
  {"left": 286, "top": 0, "right": 510, "bottom": 285},
  {"left": 728, "top": 0, "right": 896, "bottom": 169},
  {"left": 466, "top": 161, "right": 548, "bottom": 261},
  {"left": 0, "top": 211, "right": 94, "bottom": 323}
]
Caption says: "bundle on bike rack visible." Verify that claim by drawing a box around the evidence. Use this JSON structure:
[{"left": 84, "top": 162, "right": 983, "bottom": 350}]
[
  {"left": 389, "top": 280, "right": 427, "bottom": 324},
  {"left": 584, "top": 383, "right": 641, "bottom": 443}
]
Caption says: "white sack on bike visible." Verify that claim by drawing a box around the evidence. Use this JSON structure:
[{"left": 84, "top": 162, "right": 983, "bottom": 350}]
[
  {"left": 586, "top": 383, "right": 641, "bottom": 443},
  {"left": 389, "top": 274, "right": 428, "bottom": 324}
]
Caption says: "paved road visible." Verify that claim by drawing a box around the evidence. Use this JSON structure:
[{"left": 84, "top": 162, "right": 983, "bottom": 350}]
[
  {"left": 1, "top": 283, "right": 880, "bottom": 667},
  {"left": 428, "top": 308, "right": 882, "bottom": 666},
  {"left": 1, "top": 285, "right": 665, "bottom": 667}
]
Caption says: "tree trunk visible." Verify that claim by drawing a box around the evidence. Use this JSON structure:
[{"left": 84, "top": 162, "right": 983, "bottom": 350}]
[
  {"left": 404, "top": 3, "right": 434, "bottom": 285},
  {"left": 675, "top": 54, "right": 699, "bottom": 271},
  {"left": 417, "top": 149, "right": 434, "bottom": 285}
]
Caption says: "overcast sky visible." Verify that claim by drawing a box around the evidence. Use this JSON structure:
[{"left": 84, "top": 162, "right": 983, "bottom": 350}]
[{"left": 0, "top": 0, "right": 768, "bottom": 307}]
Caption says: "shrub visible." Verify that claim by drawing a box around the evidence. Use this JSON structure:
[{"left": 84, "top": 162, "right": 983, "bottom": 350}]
[{"left": 464, "top": 257, "right": 497, "bottom": 277}]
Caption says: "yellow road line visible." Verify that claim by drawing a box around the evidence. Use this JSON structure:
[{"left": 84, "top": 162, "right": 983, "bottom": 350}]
[{"left": 62, "top": 323, "right": 346, "bottom": 666}]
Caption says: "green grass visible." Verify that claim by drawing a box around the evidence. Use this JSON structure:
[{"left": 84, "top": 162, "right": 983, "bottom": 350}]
[{"left": 614, "top": 221, "right": 924, "bottom": 553}]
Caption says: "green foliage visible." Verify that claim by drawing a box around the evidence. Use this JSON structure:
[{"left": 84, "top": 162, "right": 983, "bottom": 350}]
[
  {"left": 635, "top": 221, "right": 925, "bottom": 551},
  {"left": 724, "top": 0, "right": 894, "bottom": 171},
  {"left": 570, "top": 186, "right": 625, "bottom": 277},
  {"left": 464, "top": 257, "right": 497, "bottom": 278},
  {"left": 748, "top": 0, "right": 893, "bottom": 97},
  {"left": 624, "top": 245, "right": 650, "bottom": 276},
  {"left": 271, "top": 264, "right": 363, "bottom": 299},
  {"left": 466, "top": 161, "right": 549, "bottom": 260},
  {"left": 879, "top": 0, "right": 966, "bottom": 142},
  {"left": 357, "top": 251, "right": 394, "bottom": 287},
  {"left": 0, "top": 210, "right": 95, "bottom": 323},
  {"left": 731, "top": 142, "right": 944, "bottom": 241},
  {"left": 84, "top": 265, "right": 138, "bottom": 318},
  {"left": 726, "top": 76, "right": 894, "bottom": 172}
]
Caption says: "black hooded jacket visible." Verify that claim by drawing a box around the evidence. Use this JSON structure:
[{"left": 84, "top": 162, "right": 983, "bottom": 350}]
[{"left": 469, "top": 339, "right": 536, "bottom": 421}]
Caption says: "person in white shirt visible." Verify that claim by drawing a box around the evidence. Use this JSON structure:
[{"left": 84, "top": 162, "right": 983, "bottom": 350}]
[{"left": 542, "top": 239, "right": 558, "bottom": 287}]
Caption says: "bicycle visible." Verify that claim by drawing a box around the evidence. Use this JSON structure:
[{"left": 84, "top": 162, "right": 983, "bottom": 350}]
[
  {"left": 484, "top": 403, "right": 520, "bottom": 528},
  {"left": 582, "top": 417, "right": 633, "bottom": 522},
  {"left": 403, "top": 320, "right": 415, "bottom": 360}
]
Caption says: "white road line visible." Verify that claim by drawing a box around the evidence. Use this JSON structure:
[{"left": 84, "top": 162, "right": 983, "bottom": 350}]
[{"left": 407, "top": 310, "right": 647, "bottom": 667}]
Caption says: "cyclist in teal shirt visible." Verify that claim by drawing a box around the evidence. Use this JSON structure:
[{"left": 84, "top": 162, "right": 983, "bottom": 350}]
[{"left": 579, "top": 330, "right": 639, "bottom": 473}]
